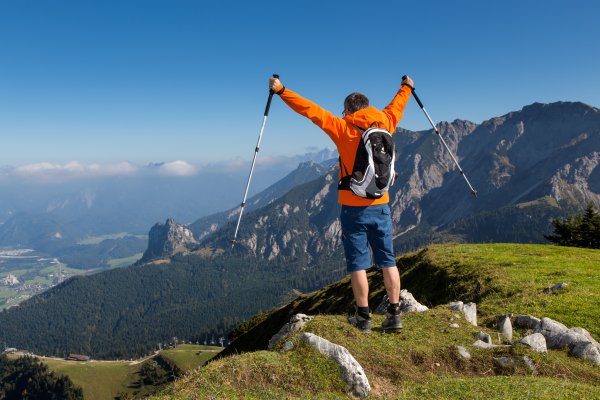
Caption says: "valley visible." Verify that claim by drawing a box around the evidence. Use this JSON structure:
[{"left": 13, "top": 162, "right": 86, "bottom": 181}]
[
  {"left": 0, "top": 245, "right": 143, "bottom": 310},
  {"left": 0, "top": 248, "right": 83, "bottom": 310}
]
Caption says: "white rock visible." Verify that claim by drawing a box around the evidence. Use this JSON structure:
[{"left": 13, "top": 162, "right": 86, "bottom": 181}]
[
  {"left": 535, "top": 317, "right": 568, "bottom": 342},
  {"left": 281, "top": 341, "right": 294, "bottom": 353},
  {"left": 514, "top": 315, "right": 541, "bottom": 331},
  {"left": 463, "top": 302, "right": 477, "bottom": 326},
  {"left": 473, "top": 340, "right": 501, "bottom": 349},
  {"left": 498, "top": 315, "right": 513, "bottom": 343},
  {"left": 456, "top": 345, "right": 471, "bottom": 360},
  {"left": 448, "top": 301, "right": 464, "bottom": 311},
  {"left": 543, "top": 282, "right": 568, "bottom": 294},
  {"left": 477, "top": 331, "right": 492, "bottom": 344},
  {"left": 570, "top": 342, "right": 600, "bottom": 366},
  {"left": 268, "top": 314, "right": 313, "bottom": 350},
  {"left": 300, "top": 333, "right": 371, "bottom": 397},
  {"left": 400, "top": 289, "right": 429, "bottom": 312},
  {"left": 548, "top": 329, "right": 590, "bottom": 350},
  {"left": 516, "top": 333, "right": 547, "bottom": 353}
]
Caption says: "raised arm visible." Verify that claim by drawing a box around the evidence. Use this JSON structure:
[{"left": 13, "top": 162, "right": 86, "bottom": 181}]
[
  {"left": 381, "top": 75, "right": 414, "bottom": 132},
  {"left": 269, "top": 76, "right": 347, "bottom": 145}
]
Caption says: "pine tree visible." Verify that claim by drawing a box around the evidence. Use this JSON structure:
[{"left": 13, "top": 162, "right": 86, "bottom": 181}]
[{"left": 545, "top": 203, "right": 600, "bottom": 249}]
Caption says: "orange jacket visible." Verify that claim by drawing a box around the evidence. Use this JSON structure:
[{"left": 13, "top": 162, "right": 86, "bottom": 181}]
[{"left": 276, "top": 83, "right": 412, "bottom": 206}]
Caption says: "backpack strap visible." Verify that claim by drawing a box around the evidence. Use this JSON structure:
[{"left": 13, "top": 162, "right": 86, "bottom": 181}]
[
  {"left": 338, "top": 124, "right": 370, "bottom": 191},
  {"left": 338, "top": 157, "right": 352, "bottom": 191}
]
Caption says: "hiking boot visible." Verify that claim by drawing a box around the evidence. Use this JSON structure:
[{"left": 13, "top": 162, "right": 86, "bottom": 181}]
[
  {"left": 381, "top": 312, "right": 403, "bottom": 332},
  {"left": 348, "top": 314, "right": 372, "bottom": 333}
]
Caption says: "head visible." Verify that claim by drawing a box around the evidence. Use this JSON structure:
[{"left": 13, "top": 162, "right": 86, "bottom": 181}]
[{"left": 343, "top": 92, "right": 369, "bottom": 116}]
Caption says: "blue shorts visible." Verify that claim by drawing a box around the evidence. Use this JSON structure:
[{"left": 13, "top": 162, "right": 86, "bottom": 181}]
[{"left": 340, "top": 204, "right": 396, "bottom": 272}]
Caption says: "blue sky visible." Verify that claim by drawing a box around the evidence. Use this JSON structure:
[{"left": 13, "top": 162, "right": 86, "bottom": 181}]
[{"left": 1, "top": 0, "right": 598, "bottom": 168}]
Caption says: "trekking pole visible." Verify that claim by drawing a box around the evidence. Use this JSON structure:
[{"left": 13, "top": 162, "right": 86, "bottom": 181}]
[
  {"left": 403, "top": 76, "right": 477, "bottom": 197},
  {"left": 231, "top": 74, "right": 279, "bottom": 247}
]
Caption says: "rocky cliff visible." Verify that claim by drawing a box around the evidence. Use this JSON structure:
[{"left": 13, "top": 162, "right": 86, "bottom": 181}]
[
  {"left": 140, "top": 218, "right": 198, "bottom": 262},
  {"left": 197, "top": 101, "right": 600, "bottom": 261}
]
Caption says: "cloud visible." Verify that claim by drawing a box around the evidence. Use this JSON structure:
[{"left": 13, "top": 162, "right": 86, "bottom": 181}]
[
  {"left": 10, "top": 161, "right": 138, "bottom": 181},
  {"left": 152, "top": 160, "right": 199, "bottom": 176},
  {"left": 0, "top": 147, "right": 335, "bottom": 183}
]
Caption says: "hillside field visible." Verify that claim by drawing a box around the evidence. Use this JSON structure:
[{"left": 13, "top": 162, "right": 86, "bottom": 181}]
[{"left": 152, "top": 243, "right": 600, "bottom": 399}]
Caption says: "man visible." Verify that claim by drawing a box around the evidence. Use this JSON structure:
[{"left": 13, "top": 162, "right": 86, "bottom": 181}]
[{"left": 269, "top": 75, "right": 414, "bottom": 332}]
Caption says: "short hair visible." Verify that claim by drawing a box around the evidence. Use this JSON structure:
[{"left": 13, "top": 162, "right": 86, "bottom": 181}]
[{"left": 344, "top": 93, "right": 369, "bottom": 114}]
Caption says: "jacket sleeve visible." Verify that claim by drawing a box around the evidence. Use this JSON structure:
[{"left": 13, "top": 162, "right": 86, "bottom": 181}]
[
  {"left": 279, "top": 88, "right": 346, "bottom": 146},
  {"left": 382, "top": 85, "right": 412, "bottom": 133}
]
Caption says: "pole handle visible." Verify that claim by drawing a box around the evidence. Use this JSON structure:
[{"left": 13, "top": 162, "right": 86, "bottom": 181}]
[
  {"left": 402, "top": 75, "right": 424, "bottom": 108},
  {"left": 264, "top": 73, "right": 279, "bottom": 116}
]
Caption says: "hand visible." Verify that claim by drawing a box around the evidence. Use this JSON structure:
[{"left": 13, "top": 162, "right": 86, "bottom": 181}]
[
  {"left": 402, "top": 75, "right": 414, "bottom": 89},
  {"left": 269, "top": 77, "right": 282, "bottom": 92}
]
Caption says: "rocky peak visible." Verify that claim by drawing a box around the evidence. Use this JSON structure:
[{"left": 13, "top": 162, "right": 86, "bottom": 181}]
[{"left": 140, "top": 218, "right": 197, "bottom": 263}]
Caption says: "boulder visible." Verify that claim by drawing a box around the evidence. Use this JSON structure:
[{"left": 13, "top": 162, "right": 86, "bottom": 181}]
[
  {"left": 535, "top": 317, "right": 568, "bottom": 342},
  {"left": 463, "top": 302, "right": 477, "bottom": 326},
  {"left": 548, "top": 329, "right": 590, "bottom": 350},
  {"left": 448, "top": 301, "right": 476, "bottom": 326},
  {"left": 300, "top": 333, "right": 370, "bottom": 397},
  {"left": 400, "top": 289, "right": 429, "bottom": 313},
  {"left": 281, "top": 341, "right": 294, "bottom": 353},
  {"left": 473, "top": 340, "right": 508, "bottom": 349},
  {"left": 493, "top": 356, "right": 536, "bottom": 373},
  {"left": 543, "top": 282, "right": 568, "bottom": 294},
  {"left": 514, "top": 315, "right": 541, "bottom": 331},
  {"left": 569, "top": 327, "right": 600, "bottom": 348},
  {"left": 570, "top": 342, "right": 600, "bottom": 366},
  {"left": 477, "top": 331, "right": 492, "bottom": 344},
  {"left": 498, "top": 315, "right": 513, "bottom": 343},
  {"left": 374, "top": 291, "right": 428, "bottom": 315},
  {"left": 448, "top": 301, "right": 464, "bottom": 311},
  {"left": 268, "top": 314, "right": 313, "bottom": 350},
  {"left": 516, "top": 333, "right": 547, "bottom": 353},
  {"left": 456, "top": 345, "right": 471, "bottom": 360}
]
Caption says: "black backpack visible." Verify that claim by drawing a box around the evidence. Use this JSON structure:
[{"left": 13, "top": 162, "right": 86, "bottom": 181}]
[{"left": 338, "top": 125, "right": 396, "bottom": 199}]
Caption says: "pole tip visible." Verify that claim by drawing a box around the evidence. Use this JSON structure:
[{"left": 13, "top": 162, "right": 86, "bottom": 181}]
[{"left": 471, "top": 190, "right": 478, "bottom": 198}]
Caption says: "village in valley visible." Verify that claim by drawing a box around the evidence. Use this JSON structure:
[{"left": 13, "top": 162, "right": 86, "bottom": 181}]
[{"left": 0, "top": 248, "right": 78, "bottom": 310}]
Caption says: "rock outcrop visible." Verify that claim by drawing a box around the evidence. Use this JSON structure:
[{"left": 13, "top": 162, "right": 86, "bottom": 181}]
[
  {"left": 268, "top": 314, "right": 313, "bottom": 350},
  {"left": 140, "top": 218, "right": 198, "bottom": 262},
  {"left": 300, "top": 333, "right": 371, "bottom": 398}
]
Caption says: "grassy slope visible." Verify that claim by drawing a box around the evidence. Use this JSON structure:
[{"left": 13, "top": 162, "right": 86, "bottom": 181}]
[
  {"left": 41, "top": 345, "right": 222, "bottom": 400},
  {"left": 159, "top": 344, "right": 222, "bottom": 371},
  {"left": 152, "top": 243, "right": 600, "bottom": 400}
]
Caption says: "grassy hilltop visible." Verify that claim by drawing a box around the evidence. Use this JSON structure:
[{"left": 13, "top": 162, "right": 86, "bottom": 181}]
[
  {"left": 37, "top": 344, "right": 222, "bottom": 400},
  {"left": 152, "top": 243, "right": 600, "bottom": 400}
]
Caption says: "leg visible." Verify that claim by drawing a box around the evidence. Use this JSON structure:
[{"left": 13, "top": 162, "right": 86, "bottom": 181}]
[
  {"left": 351, "top": 270, "right": 369, "bottom": 307},
  {"left": 382, "top": 266, "right": 400, "bottom": 304},
  {"left": 340, "top": 206, "right": 371, "bottom": 308}
]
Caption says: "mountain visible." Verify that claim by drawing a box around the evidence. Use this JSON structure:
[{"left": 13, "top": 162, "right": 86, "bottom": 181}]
[
  {"left": 140, "top": 218, "right": 198, "bottom": 263},
  {"left": 0, "top": 251, "right": 345, "bottom": 359},
  {"left": 1, "top": 101, "right": 598, "bottom": 359},
  {"left": 197, "top": 101, "right": 600, "bottom": 259},
  {"left": 0, "top": 212, "right": 147, "bottom": 269},
  {"left": 189, "top": 160, "right": 329, "bottom": 240}
]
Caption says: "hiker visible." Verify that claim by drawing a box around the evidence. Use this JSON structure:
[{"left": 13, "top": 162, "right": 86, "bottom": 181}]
[{"left": 269, "top": 75, "right": 414, "bottom": 332}]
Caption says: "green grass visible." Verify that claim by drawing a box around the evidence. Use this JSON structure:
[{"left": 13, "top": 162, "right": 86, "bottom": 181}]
[
  {"left": 42, "top": 357, "right": 137, "bottom": 400},
  {"left": 39, "top": 345, "right": 223, "bottom": 399},
  {"left": 159, "top": 344, "right": 222, "bottom": 371},
  {"left": 400, "top": 376, "right": 600, "bottom": 399},
  {"left": 108, "top": 252, "right": 143, "bottom": 268},
  {"left": 398, "top": 243, "right": 600, "bottom": 337},
  {"left": 151, "top": 243, "right": 600, "bottom": 400},
  {"left": 77, "top": 232, "right": 140, "bottom": 245}
]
